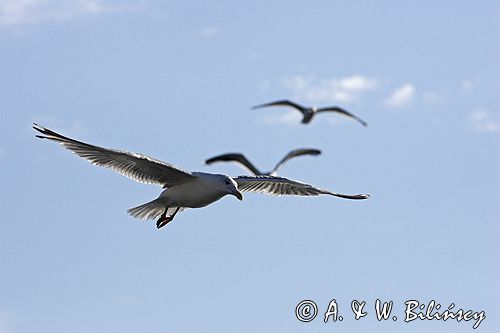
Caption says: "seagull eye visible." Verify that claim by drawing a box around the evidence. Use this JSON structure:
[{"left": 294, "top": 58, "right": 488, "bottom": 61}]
[{"left": 225, "top": 180, "right": 230, "bottom": 185}]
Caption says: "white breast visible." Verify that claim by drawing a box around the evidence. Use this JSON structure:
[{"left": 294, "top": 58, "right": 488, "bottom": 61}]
[{"left": 160, "top": 173, "right": 227, "bottom": 208}]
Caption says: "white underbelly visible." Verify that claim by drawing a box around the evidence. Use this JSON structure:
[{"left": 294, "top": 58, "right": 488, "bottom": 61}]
[{"left": 160, "top": 181, "right": 225, "bottom": 208}]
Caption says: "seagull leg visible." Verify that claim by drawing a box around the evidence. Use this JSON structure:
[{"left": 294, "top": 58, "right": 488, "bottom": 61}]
[
  {"left": 156, "top": 207, "right": 181, "bottom": 229},
  {"left": 167, "top": 207, "right": 181, "bottom": 222},
  {"left": 156, "top": 207, "right": 169, "bottom": 229}
]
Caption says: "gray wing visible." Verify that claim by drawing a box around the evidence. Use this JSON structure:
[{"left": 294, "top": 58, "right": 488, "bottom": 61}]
[
  {"left": 234, "top": 176, "right": 369, "bottom": 199},
  {"left": 251, "top": 99, "right": 307, "bottom": 115},
  {"left": 33, "top": 124, "right": 197, "bottom": 188},
  {"left": 205, "top": 153, "right": 262, "bottom": 176},
  {"left": 271, "top": 148, "right": 321, "bottom": 174},
  {"left": 316, "top": 106, "right": 367, "bottom": 126}
]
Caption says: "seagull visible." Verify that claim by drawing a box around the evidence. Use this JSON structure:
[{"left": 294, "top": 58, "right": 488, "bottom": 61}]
[
  {"left": 34, "top": 124, "right": 369, "bottom": 229},
  {"left": 205, "top": 148, "right": 321, "bottom": 176},
  {"left": 252, "top": 99, "right": 367, "bottom": 126}
]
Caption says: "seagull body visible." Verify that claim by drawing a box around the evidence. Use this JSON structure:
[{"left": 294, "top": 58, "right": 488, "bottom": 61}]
[
  {"left": 34, "top": 124, "right": 369, "bottom": 229},
  {"left": 157, "top": 172, "right": 240, "bottom": 208},
  {"left": 252, "top": 99, "right": 367, "bottom": 126},
  {"left": 127, "top": 172, "right": 242, "bottom": 224},
  {"left": 205, "top": 148, "right": 321, "bottom": 176}
]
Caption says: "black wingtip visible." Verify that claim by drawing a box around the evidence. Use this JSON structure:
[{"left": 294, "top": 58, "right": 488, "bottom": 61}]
[
  {"left": 310, "top": 149, "right": 322, "bottom": 155},
  {"left": 33, "top": 123, "right": 49, "bottom": 138},
  {"left": 334, "top": 193, "right": 370, "bottom": 200},
  {"left": 33, "top": 123, "right": 54, "bottom": 135},
  {"left": 352, "top": 117, "right": 368, "bottom": 127},
  {"left": 33, "top": 123, "right": 43, "bottom": 132},
  {"left": 205, "top": 156, "right": 222, "bottom": 165}
]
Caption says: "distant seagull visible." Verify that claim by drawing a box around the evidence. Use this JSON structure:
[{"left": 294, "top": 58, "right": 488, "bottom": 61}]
[
  {"left": 205, "top": 148, "right": 321, "bottom": 176},
  {"left": 252, "top": 99, "right": 367, "bottom": 126},
  {"left": 34, "top": 124, "right": 369, "bottom": 229}
]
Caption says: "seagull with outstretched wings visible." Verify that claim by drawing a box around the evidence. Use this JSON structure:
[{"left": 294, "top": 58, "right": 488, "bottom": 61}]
[
  {"left": 205, "top": 148, "right": 321, "bottom": 176},
  {"left": 252, "top": 99, "right": 367, "bottom": 126},
  {"left": 34, "top": 124, "right": 369, "bottom": 229}
]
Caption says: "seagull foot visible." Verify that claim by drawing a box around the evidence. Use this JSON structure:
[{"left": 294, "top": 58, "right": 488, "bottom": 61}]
[
  {"left": 156, "top": 216, "right": 173, "bottom": 229},
  {"left": 156, "top": 207, "right": 180, "bottom": 229}
]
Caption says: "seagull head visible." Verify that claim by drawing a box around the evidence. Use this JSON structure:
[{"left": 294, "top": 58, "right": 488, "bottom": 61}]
[{"left": 221, "top": 175, "right": 243, "bottom": 201}]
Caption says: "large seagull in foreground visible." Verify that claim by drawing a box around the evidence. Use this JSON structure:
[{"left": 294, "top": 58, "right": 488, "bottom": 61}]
[
  {"left": 252, "top": 99, "right": 368, "bottom": 126},
  {"left": 34, "top": 124, "right": 369, "bottom": 229}
]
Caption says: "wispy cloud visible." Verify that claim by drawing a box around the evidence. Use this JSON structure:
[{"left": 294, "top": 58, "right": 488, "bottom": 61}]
[
  {"left": 200, "top": 26, "right": 219, "bottom": 38},
  {"left": 469, "top": 110, "right": 500, "bottom": 133},
  {"left": 0, "top": 0, "right": 122, "bottom": 27},
  {"left": 281, "top": 74, "right": 379, "bottom": 104},
  {"left": 385, "top": 83, "right": 415, "bottom": 108},
  {"left": 461, "top": 78, "right": 480, "bottom": 93}
]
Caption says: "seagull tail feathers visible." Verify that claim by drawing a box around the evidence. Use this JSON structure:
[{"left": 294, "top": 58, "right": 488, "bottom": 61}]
[{"left": 127, "top": 199, "right": 184, "bottom": 220}]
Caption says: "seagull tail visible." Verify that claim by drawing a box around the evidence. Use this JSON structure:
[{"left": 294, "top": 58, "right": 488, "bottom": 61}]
[{"left": 127, "top": 198, "right": 184, "bottom": 220}]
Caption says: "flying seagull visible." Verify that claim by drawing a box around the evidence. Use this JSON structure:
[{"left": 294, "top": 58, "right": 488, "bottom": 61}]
[
  {"left": 252, "top": 99, "right": 367, "bottom": 126},
  {"left": 205, "top": 148, "right": 321, "bottom": 176},
  {"left": 33, "top": 124, "right": 369, "bottom": 229}
]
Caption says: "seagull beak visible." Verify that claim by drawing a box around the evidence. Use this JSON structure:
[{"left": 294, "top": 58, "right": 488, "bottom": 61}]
[{"left": 232, "top": 190, "right": 243, "bottom": 201}]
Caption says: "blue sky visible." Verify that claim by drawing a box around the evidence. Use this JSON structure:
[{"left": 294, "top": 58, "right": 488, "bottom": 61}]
[{"left": 1, "top": 1, "right": 499, "bottom": 332}]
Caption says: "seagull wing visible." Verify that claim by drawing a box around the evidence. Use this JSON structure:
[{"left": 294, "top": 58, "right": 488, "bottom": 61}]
[
  {"left": 205, "top": 153, "right": 262, "bottom": 175},
  {"left": 271, "top": 148, "right": 321, "bottom": 174},
  {"left": 316, "top": 106, "right": 368, "bottom": 126},
  {"left": 251, "top": 100, "right": 307, "bottom": 115},
  {"left": 33, "top": 124, "right": 197, "bottom": 187},
  {"left": 234, "top": 175, "right": 369, "bottom": 199}
]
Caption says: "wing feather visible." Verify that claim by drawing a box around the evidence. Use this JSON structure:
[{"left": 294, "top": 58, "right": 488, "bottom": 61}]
[
  {"left": 234, "top": 176, "right": 369, "bottom": 199},
  {"left": 33, "top": 124, "right": 196, "bottom": 187},
  {"left": 251, "top": 100, "right": 307, "bottom": 115},
  {"left": 205, "top": 153, "right": 262, "bottom": 175},
  {"left": 315, "top": 106, "right": 367, "bottom": 126},
  {"left": 272, "top": 148, "right": 321, "bottom": 174}
]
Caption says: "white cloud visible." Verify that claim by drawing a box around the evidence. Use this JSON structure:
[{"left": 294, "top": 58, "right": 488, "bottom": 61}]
[
  {"left": 200, "top": 26, "right": 219, "bottom": 38},
  {"left": 469, "top": 110, "right": 500, "bottom": 133},
  {"left": 338, "top": 75, "right": 378, "bottom": 92},
  {"left": 0, "top": 0, "right": 120, "bottom": 27},
  {"left": 385, "top": 83, "right": 415, "bottom": 108},
  {"left": 281, "top": 74, "right": 379, "bottom": 104}
]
